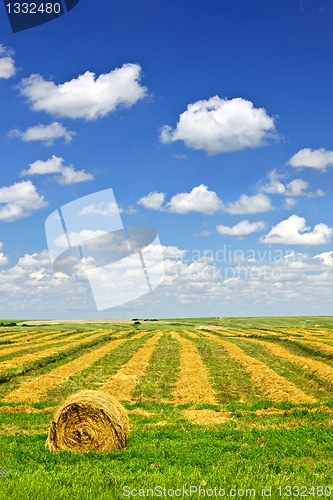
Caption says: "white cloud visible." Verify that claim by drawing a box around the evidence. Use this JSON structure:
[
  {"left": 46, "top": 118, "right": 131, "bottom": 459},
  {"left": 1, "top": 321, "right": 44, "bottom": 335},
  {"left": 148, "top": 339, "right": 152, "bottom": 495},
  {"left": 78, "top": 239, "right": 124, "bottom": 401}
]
[
  {"left": 80, "top": 202, "right": 136, "bottom": 216},
  {"left": 0, "top": 45, "right": 16, "bottom": 79},
  {"left": 284, "top": 198, "right": 297, "bottom": 210},
  {"left": 0, "top": 253, "right": 8, "bottom": 266},
  {"left": 18, "top": 251, "right": 51, "bottom": 268},
  {"left": 160, "top": 96, "right": 276, "bottom": 155},
  {"left": 0, "top": 242, "right": 8, "bottom": 266},
  {"left": 54, "top": 230, "right": 108, "bottom": 249},
  {"left": 314, "top": 251, "right": 333, "bottom": 267},
  {"left": 58, "top": 166, "right": 94, "bottom": 185},
  {"left": 21, "top": 155, "right": 94, "bottom": 184},
  {"left": 217, "top": 220, "right": 266, "bottom": 237},
  {"left": 226, "top": 193, "right": 273, "bottom": 214},
  {"left": 287, "top": 148, "right": 333, "bottom": 171},
  {"left": 259, "top": 170, "right": 325, "bottom": 198},
  {"left": 0, "top": 181, "right": 47, "bottom": 222},
  {"left": 138, "top": 186, "right": 273, "bottom": 215},
  {"left": 259, "top": 170, "right": 286, "bottom": 195},
  {"left": 138, "top": 192, "right": 166, "bottom": 211},
  {"left": 168, "top": 184, "right": 224, "bottom": 214},
  {"left": 9, "top": 122, "right": 75, "bottom": 145},
  {"left": 2, "top": 245, "right": 333, "bottom": 317},
  {"left": 261, "top": 215, "right": 333, "bottom": 245},
  {"left": 18, "top": 64, "right": 147, "bottom": 120}
]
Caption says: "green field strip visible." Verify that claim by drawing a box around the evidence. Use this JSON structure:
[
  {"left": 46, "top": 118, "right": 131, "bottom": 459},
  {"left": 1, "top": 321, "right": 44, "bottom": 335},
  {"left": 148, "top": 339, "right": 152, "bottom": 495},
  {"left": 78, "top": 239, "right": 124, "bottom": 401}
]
[
  {"left": 0, "top": 330, "right": 113, "bottom": 376},
  {"left": 3, "top": 331, "right": 149, "bottom": 403},
  {"left": 38, "top": 332, "right": 154, "bottom": 406},
  {"left": 286, "top": 338, "right": 333, "bottom": 358},
  {"left": 101, "top": 332, "right": 163, "bottom": 401},
  {"left": 190, "top": 337, "right": 263, "bottom": 405},
  {"left": 200, "top": 331, "right": 315, "bottom": 404},
  {"left": 133, "top": 333, "right": 181, "bottom": 403},
  {"left": 233, "top": 338, "right": 333, "bottom": 402}
]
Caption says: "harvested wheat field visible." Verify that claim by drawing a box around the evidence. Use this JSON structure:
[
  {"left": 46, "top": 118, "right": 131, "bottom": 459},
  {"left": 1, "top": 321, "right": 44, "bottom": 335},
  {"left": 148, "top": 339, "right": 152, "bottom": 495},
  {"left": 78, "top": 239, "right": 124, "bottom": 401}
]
[{"left": 2, "top": 318, "right": 333, "bottom": 497}]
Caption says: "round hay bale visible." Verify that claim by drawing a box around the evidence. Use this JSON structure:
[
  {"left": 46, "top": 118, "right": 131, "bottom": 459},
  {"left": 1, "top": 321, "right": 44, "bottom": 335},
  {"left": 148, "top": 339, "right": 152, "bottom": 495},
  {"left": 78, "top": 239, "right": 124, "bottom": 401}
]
[{"left": 46, "top": 390, "right": 129, "bottom": 453}]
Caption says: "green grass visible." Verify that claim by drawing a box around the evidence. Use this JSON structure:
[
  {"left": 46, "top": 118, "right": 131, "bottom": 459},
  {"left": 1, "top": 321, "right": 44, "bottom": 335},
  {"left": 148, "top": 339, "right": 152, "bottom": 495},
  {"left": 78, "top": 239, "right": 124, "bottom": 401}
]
[
  {"left": 1, "top": 318, "right": 333, "bottom": 499},
  {"left": 0, "top": 426, "right": 332, "bottom": 499}
]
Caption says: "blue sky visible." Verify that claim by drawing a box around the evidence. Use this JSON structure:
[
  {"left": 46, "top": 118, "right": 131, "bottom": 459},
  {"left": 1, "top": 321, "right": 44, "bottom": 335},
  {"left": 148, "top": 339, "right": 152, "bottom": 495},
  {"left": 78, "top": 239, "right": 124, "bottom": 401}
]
[{"left": 0, "top": 0, "right": 333, "bottom": 318}]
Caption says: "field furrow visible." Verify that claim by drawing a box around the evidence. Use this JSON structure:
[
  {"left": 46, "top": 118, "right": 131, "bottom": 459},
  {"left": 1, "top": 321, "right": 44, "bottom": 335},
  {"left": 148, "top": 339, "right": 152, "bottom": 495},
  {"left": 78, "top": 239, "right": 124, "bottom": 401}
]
[
  {"left": 201, "top": 332, "right": 315, "bottom": 403},
  {"left": 101, "top": 332, "right": 162, "bottom": 401},
  {"left": 3, "top": 334, "right": 145, "bottom": 403},
  {"left": 171, "top": 331, "right": 217, "bottom": 405}
]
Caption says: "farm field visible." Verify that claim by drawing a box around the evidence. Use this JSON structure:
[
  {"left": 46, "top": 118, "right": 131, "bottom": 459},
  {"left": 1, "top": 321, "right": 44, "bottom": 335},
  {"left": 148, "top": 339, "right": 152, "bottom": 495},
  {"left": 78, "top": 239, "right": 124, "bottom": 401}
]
[{"left": 0, "top": 317, "right": 333, "bottom": 499}]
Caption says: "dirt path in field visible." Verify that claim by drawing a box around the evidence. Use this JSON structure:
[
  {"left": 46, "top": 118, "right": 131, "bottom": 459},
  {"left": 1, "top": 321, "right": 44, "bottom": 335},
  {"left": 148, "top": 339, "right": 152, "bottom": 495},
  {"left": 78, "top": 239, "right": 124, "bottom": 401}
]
[
  {"left": 171, "top": 331, "right": 217, "bottom": 405},
  {"left": 201, "top": 332, "right": 315, "bottom": 404},
  {"left": 101, "top": 332, "right": 162, "bottom": 401},
  {"left": 0, "top": 330, "right": 91, "bottom": 358},
  {"left": 0, "top": 331, "right": 112, "bottom": 373},
  {"left": 249, "top": 339, "right": 333, "bottom": 385},
  {"left": 3, "top": 331, "right": 148, "bottom": 403}
]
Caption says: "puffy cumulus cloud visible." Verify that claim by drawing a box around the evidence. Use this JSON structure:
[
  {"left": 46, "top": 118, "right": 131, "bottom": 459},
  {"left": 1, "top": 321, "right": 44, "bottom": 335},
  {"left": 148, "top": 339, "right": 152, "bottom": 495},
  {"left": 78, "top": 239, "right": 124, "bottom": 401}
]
[
  {"left": 168, "top": 184, "right": 224, "bottom": 214},
  {"left": 18, "top": 250, "right": 51, "bottom": 267},
  {"left": 0, "top": 181, "right": 47, "bottom": 222},
  {"left": 18, "top": 64, "right": 147, "bottom": 120},
  {"left": 9, "top": 122, "right": 75, "bottom": 145},
  {"left": 217, "top": 220, "right": 266, "bottom": 237},
  {"left": 0, "top": 45, "right": 16, "bottom": 79},
  {"left": 58, "top": 166, "right": 94, "bottom": 185},
  {"left": 21, "top": 155, "right": 94, "bottom": 184},
  {"left": 160, "top": 96, "right": 276, "bottom": 155},
  {"left": 138, "top": 192, "right": 166, "bottom": 211},
  {"left": 226, "top": 193, "right": 273, "bottom": 214},
  {"left": 261, "top": 215, "right": 333, "bottom": 245},
  {"left": 287, "top": 148, "right": 333, "bottom": 171},
  {"left": 313, "top": 251, "right": 333, "bottom": 267},
  {"left": 259, "top": 170, "right": 325, "bottom": 198}
]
